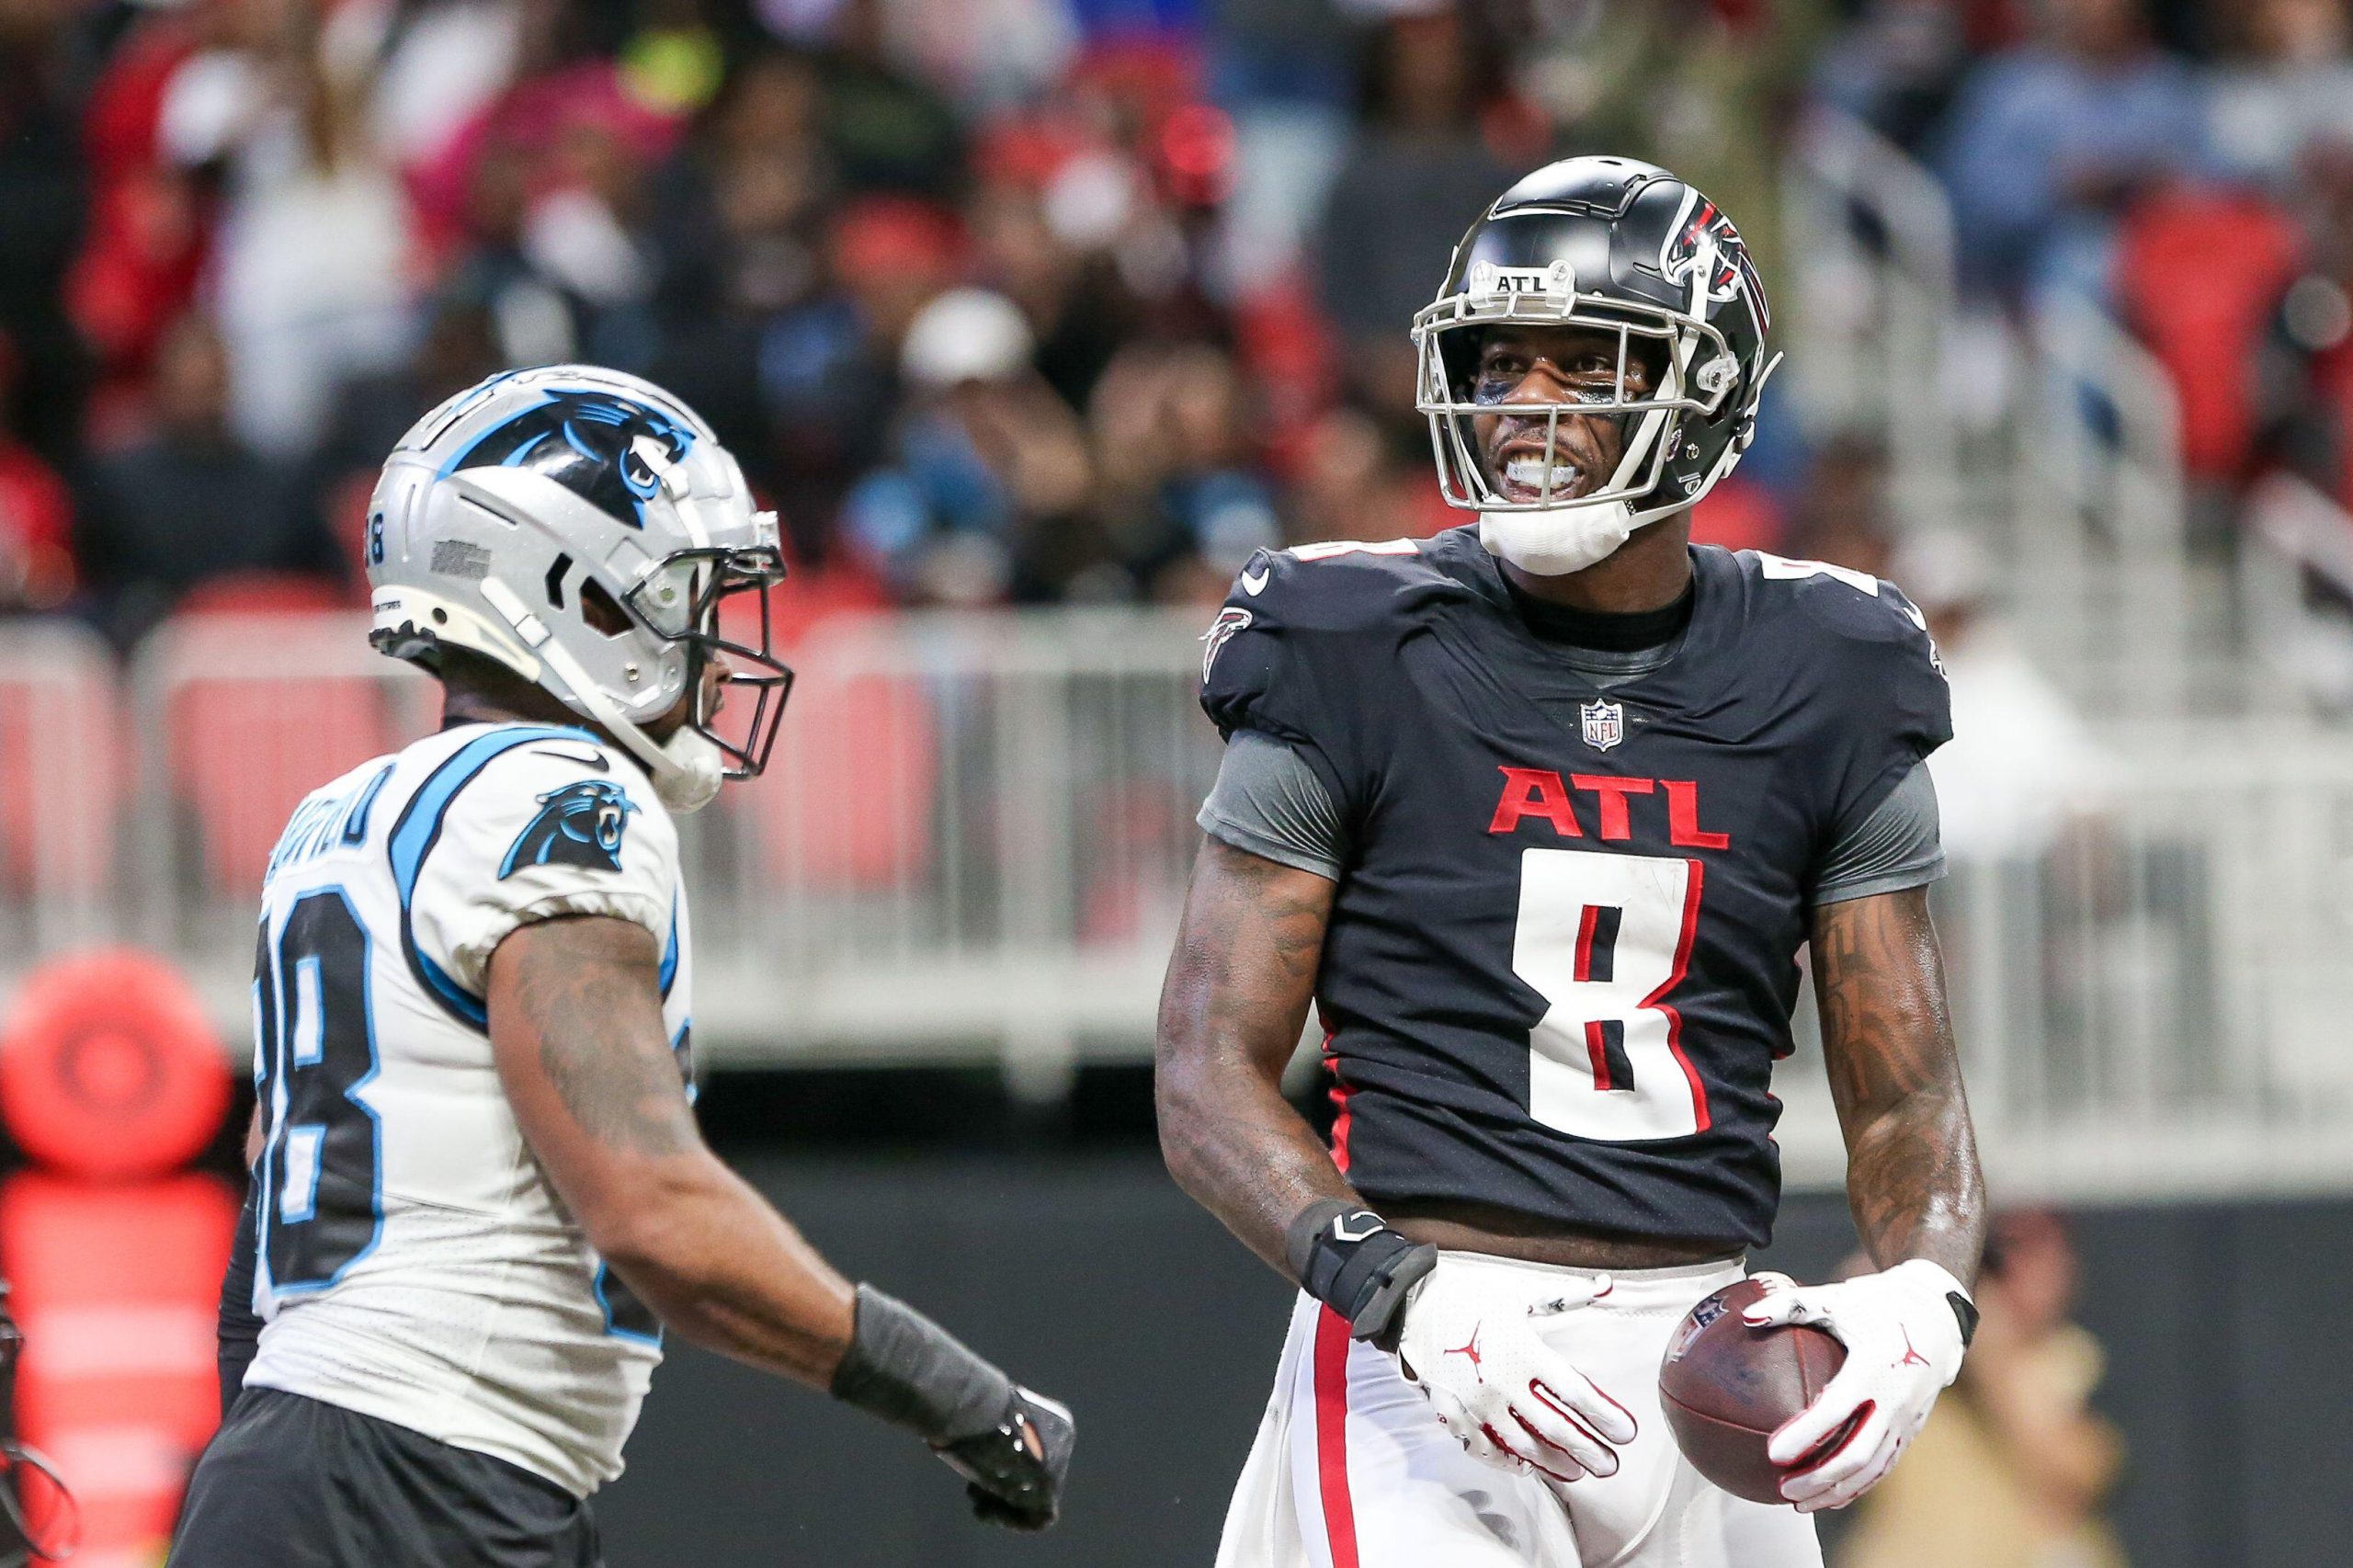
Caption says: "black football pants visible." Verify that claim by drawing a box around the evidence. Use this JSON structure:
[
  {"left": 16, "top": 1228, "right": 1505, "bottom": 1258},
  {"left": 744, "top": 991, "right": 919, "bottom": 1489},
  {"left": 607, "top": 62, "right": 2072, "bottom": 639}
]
[{"left": 169, "top": 1389, "right": 602, "bottom": 1568}]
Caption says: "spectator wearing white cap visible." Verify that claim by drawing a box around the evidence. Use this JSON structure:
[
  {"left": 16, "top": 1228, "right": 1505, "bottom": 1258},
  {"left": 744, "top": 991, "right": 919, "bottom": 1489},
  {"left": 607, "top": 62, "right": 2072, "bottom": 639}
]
[{"left": 842, "top": 287, "right": 1096, "bottom": 604}]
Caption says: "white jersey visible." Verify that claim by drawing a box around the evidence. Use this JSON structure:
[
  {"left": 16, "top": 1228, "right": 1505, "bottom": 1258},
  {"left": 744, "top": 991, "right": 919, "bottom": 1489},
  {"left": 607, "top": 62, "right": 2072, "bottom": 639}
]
[{"left": 241, "top": 720, "right": 691, "bottom": 1496}]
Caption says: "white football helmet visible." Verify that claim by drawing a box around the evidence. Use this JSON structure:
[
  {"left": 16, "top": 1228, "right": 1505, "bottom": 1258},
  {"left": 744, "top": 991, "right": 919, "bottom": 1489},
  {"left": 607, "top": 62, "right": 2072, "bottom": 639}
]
[{"left": 367, "top": 365, "right": 790, "bottom": 813}]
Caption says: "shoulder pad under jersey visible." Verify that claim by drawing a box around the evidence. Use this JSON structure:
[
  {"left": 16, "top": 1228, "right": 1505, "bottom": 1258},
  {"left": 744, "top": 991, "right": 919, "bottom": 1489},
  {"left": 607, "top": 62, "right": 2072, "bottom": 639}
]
[
  {"left": 1732, "top": 549, "right": 1953, "bottom": 812},
  {"left": 1198, "top": 538, "right": 1458, "bottom": 801}
]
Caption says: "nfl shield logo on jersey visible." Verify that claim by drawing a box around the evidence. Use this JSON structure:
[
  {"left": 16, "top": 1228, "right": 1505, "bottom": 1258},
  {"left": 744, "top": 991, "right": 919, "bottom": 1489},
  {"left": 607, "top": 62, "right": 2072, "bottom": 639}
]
[{"left": 1580, "top": 699, "right": 1624, "bottom": 752}]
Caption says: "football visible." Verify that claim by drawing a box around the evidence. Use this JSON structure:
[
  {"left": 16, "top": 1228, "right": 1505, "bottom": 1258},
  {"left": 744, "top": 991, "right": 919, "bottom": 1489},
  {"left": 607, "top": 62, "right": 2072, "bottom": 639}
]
[{"left": 1657, "top": 1278, "right": 1849, "bottom": 1505}]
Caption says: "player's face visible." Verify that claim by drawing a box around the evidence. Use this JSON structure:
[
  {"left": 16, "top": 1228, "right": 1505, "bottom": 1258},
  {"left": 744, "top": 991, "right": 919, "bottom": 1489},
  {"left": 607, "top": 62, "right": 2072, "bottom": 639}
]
[
  {"left": 644, "top": 657, "right": 728, "bottom": 743},
  {"left": 1470, "top": 326, "right": 1666, "bottom": 505}
]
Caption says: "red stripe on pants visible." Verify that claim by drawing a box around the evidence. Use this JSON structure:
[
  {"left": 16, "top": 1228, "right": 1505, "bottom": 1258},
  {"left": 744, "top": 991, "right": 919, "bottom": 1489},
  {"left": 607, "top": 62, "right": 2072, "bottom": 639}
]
[{"left": 1313, "top": 1306, "right": 1360, "bottom": 1568}]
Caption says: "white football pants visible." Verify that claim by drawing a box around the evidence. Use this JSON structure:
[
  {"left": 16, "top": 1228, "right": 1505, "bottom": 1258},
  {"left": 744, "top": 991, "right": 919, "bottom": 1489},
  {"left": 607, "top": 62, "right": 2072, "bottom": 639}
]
[{"left": 1214, "top": 1253, "right": 1824, "bottom": 1568}]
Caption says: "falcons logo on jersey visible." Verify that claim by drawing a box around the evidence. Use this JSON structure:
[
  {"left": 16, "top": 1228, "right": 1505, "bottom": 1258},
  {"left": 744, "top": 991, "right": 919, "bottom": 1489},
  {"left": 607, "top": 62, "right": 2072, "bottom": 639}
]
[{"left": 1660, "top": 190, "right": 1769, "bottom": 333}]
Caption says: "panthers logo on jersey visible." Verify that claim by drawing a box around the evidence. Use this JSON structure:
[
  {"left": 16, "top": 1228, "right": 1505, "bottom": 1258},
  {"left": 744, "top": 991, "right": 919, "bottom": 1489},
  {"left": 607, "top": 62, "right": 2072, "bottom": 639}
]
[
  {"left": 500, "top": 780, "right": 639, "bottom": 879},
  {"left": 449, "top": 390, "right": 695, "bottom": 528}
]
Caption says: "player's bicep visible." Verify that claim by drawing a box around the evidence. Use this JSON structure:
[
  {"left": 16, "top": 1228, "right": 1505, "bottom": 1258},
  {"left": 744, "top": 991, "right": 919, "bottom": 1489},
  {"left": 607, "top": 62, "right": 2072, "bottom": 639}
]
[
  {"left": 1808, "top": 886, "right": 1961, "bottom": 1130},
  {"left": 1158, "top": 835, "right": 1336, "bottom": 1085},
  {"left": 487, "top": 915, "right": 703, "bottom": 1240}
]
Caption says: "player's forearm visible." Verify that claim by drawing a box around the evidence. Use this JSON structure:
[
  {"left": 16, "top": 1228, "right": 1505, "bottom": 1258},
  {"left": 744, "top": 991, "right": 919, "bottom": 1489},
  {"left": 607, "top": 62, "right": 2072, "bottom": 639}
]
[
  {"left": 597, "top": 1156, "right": 856, "bottom": 1387},
  {"left": 1155, "top": 838, "right": 1352, "bottom": 1277},
  {"left": 487, "top": 916, "right": 856, "bottom": 1381},
  {"left": 1157, "top": 1045, "right": 1360, "bottom": 1275},
  {"left": 1812, "top": 887, "right": 1987, "bottom": 1284},
  {"left": 1841, "top": 1087, "right": 1984, "bottom": 1283}
]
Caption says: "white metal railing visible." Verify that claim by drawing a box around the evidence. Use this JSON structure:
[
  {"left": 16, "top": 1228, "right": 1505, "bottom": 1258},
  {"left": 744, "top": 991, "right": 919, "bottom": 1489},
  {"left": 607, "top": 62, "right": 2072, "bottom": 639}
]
[
  {"left": 127, "top": 611, "right": 439, "bottom": 957},
  {"left": 1783, "top": 108, "right": 1965, "bottom": 525},
  {"left": 678, "top": 610, "right": 1222, "bottom": 1091},
  {"left": 1778, "top": 721, "right": 2353, "bottom": 1199},
  {"left": 3, "top": 609, "right": 2353, "bottom": 1197},
  {"left": 2241, "top": 472, "right": 2353, "bottom": 707},
  {"left": 1776, "top": 125, "right": 2348, "bottom": 1178},
  {"left": 2018, "top": 301, "right": 2203, "bottom": 715},
  {"left": 0, "top": 619, "right": 118, "bottom": 955},
  {"left": 1788, "top": 108, "right": 2253, "bottom": 722},
  {"left": 110, "top": 609, "right": 1222, "bottom": 1087}
]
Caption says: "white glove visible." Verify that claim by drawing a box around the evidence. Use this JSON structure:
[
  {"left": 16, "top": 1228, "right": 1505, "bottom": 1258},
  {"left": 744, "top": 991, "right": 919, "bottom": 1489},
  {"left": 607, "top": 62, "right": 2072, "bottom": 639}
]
[
  {"left": 1741, "top": 1260, "right": 1972, "bottom": 1512},
  {"left": 1393, "top": 1261, "right": 1637, "bottom": 1485}
]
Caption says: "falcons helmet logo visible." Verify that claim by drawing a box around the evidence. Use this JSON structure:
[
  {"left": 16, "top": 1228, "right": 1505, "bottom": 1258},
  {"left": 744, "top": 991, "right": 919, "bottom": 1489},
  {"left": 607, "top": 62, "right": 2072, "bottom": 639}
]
[{"left": 1660, "top": 190, "right": 1770, "bottom": 334}]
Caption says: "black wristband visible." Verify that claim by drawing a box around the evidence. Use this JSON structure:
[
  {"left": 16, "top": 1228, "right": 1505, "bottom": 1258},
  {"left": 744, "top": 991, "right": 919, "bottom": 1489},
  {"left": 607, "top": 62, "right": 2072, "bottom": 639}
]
[
  {"left": 1284, "top": 1199, "right": 1438, "bottom": 1346},
  {"left": 829, "top": 1284, "right": 1014, "bottom": 1446},
  {"left": 1948, "top": 1290, "right": 1980, "bottom": 1348}
]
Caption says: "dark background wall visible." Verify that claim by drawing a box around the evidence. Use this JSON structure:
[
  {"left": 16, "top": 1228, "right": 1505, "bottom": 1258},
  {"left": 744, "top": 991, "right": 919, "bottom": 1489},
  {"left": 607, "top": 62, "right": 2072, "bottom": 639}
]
[{"left": 599, "top": 1146, "right": 2353, "bottom": 1568}]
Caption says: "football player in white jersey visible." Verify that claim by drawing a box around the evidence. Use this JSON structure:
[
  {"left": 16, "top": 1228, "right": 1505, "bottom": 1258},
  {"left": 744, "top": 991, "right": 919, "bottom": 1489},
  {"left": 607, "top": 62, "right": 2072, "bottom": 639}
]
[{"left": 170, "top": 368, "right": 1073, "bottom": 1567}]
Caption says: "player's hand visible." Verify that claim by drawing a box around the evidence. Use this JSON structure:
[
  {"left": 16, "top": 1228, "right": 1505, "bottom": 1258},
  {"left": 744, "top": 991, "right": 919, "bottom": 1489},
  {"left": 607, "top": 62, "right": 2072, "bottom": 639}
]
[
  {"left": 1393, "top": 1261, "right": 1636, "bottom": 1485},
  {"left": 1742, "top": 1260, "right": 1972, "bottom": 1512},
  {"left": 932, "top": 1383, "right": 1074, "bottom": 1530}
]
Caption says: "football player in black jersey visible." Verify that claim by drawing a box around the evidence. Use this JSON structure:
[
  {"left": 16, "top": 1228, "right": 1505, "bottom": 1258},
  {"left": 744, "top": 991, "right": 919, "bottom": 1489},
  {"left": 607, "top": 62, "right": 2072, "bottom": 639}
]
[{"left": 1158, "top": 158, "right": 1986, "bottom": 1567}]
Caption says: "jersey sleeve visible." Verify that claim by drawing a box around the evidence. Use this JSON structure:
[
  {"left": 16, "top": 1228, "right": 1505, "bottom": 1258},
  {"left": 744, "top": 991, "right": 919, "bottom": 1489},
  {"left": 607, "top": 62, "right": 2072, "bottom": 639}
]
[
  {"left": 406, "top": 744, "right": 679, "bottom": 998},
  {"left": 1803, "top": 573, "right": 1955, "bottom": 833},
  {"left": 1811, "top": 759, "right": 1945, "bottom": 904},
  {"left": 1196, "top": 729, "right": 1350, "bottom": 880},
  {"left": 1198, "top": 544, "right": 1414, "bottom": 821}
]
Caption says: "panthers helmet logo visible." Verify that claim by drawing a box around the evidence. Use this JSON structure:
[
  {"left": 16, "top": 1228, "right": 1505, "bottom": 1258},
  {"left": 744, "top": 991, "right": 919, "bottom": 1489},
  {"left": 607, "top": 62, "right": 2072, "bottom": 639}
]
[
  {"left": 1659, "top": 190, "right": 1769, "bottom": 333},
  {"left": 500, "top": 780, "right": 640, "bottom": 879},
  {"left": 450, "top": 390, "right": 696, "bottom": 528}
]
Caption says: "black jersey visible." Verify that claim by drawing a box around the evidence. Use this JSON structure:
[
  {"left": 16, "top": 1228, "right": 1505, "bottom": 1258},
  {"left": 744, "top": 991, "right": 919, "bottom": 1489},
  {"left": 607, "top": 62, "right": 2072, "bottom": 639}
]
[{"left": 1199, "top": 528, "right": 1951, "bottom": 1248}]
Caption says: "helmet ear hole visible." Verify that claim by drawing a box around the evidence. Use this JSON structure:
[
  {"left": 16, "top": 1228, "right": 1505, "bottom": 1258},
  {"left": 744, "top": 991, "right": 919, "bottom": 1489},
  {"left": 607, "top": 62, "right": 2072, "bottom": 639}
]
[{"left": 579, "top": 578, "right": 632, "bottom": 638}]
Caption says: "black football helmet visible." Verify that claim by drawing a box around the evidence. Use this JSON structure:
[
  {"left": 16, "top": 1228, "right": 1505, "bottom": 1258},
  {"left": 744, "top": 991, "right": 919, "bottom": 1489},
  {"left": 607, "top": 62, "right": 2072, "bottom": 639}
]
[{"left": 1412, "top": 156, "right": 1778, "bottom": 524}]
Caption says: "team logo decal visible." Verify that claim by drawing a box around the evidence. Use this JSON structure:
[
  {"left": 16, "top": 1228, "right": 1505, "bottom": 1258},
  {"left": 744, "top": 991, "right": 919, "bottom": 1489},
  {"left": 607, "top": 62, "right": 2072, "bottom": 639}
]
[
  {"left": 1200, "top": 606, "right": 1253, "bottom": 686},
  {"left": 1465, "top": 258, "right": 1577, "bottom": 305},
  {"left": 1581, "top": 699, "right": 1624, "bottom": 753},
  {"left": 500, "top": 780, "right": 639, "bottom": 879},
  {"left": 1666, "top": 1291, "right": 1729, "bottom": 1363},
  {"left": 1659, "top": 189, "right": 1769, "bottom": 333},
  {"left": 452, "top": 390, "right": 695, "bottom": 528}
]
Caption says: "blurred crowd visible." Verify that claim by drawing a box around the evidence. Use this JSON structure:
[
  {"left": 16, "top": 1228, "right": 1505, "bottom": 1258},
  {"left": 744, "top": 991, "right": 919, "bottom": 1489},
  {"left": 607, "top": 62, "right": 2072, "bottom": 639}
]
[
  {"left": 1825, "top": 0, "right": 2353, "bottom": 533},
  {"left": 2, "top": 0, "right": 2349, "bottom": 649},
  {"left": 0, "top": 0, "right": 1865, "bottom": 650}
]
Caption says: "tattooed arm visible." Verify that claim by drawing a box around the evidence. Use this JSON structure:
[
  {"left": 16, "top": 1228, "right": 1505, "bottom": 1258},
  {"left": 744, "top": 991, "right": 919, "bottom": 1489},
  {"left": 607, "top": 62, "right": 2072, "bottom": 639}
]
[
  {"left": 487, "top": 914, "right": 856, "bottom": 1386},
  {"left": 493, "top": 915, "right": 1075, "bottom": 1527},
  {"left": 1154, "top": 836, "right": 1354, "bottom": 1276},
  {"left": 1810, "top": 887, "right": 1986, "bottom": 1285}
]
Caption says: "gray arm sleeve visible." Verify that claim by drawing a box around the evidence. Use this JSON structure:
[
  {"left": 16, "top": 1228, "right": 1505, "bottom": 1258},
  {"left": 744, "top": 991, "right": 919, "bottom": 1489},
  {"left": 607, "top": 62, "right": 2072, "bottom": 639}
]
[
  {"left": 1812, "top": 759, "right": 1947, "bottom": 905},
  {"left": 1197, "top": 729, "right": 1349, "bottom": 881}
]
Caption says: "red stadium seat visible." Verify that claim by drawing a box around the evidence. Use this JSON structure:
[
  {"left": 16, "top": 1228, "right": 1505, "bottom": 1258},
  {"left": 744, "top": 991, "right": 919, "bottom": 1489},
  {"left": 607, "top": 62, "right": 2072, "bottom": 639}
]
[
  {"left": 2117, "top": 185, "right": 2305, "bottom": 483},
  {"left": 0, "top": 624, "right": 118, "bottom": 899},
  {"left": 745, "top": 644, "right": 938, "bottom": 892},
  {"left": 173, "top": 572, "right": 347, "bottom": 617},
  {"left": 1690, "top": 472, "right": 1787, "bottom": 554},
  {"left": 158, "top": 601, "right": 406, "bottom": 894},
  {"left": 723, "top": 585, "right": 937, "bottom": 893}
]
